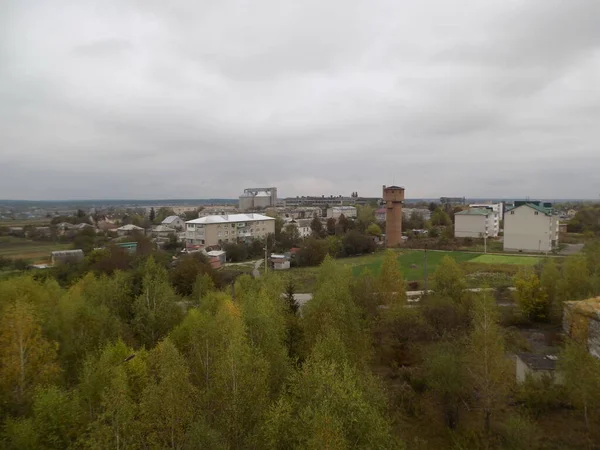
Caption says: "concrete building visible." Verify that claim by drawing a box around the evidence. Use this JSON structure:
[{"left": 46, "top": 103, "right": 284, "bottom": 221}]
[
  {"left": 185, "top": 213, "right": 276, "bottom": 247},
  {"left": 289, "top": 218, "right": 312, "bottom": 238},
  {"left": 402, "top": 208, "right": 432, "bottom": 222},
  {"left": 503, "top": 202, "right": 559, "bottom": 253},
  {"left": 51, "top": 249, "right": 85, "bottom": 265},
  {"left": 563, "top": 297, "right": 600, "bottom": 359},
  {"left": 454, "top": 208, "right": 499, "bottom": 238},
  {"left": 151, "top": 225, "right": 176, "bottom": 243},
  {"left": 383, "top": 185, "right": 405, "bottom": 248},
  {"left": 270, "top": 254, "right": 290, "bottom": 270},
  {"left": 470, "top": 202, "right": 504, "bottom": 221},
  {"left": 326, "top": 206, "right": 357, "bottom": 220},
  {"left": 161, "top": 215, "right": 185, "bottom": 230},
  {"left": 239, "top": 187, "right": 278, "bottom": 211},
  {"left": 284, "top": 195, "right": 381, "bottom": 208},
  {"left": 516, "top": 353, "right": 562, "bottom": 384}
]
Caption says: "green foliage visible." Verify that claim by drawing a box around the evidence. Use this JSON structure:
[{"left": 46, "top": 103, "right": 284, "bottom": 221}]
[
  {"left": 540, "top": 259, "right": 561, "bottom": 320},
  {"left": 377, "top": 249, "right": 406, "bottom": 306},
  {"left": 169, "top": 253, "right": 218, "bottom": 296},
  {"left": 297, "top": 237, "right": 329, "bottom": 267},
  {"left": 367, "top": 222, "right": 382, "bottom": 237},
  {"left": 431, "top": 256, "right": 467, "bottom": 303},
  {"left": 559, "top": 255, "right": 592, "bottom": 301},
  {"left": 513, "top": 267, "right": 549, "bottom": 322},
  {"left": 431, "top": 208, "right": 452, "bottom": 227},
  {"left": 499, "top": 413, "right": 541, "bottom": 450}
]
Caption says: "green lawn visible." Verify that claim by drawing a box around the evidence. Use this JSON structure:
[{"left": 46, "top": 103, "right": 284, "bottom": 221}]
[
  {"left": 285, "top": 249, "right": 549, "bottom": 292},
  {"left": 0, "top": 236, "right": 70, "bottom": 261}
]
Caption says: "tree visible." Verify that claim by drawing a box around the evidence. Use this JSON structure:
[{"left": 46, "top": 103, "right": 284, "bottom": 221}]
[
  {"left": 559, "top": 339, "right": 600, "bottom": 436},
  {"left": 559, "top": 255, "right": 591, "bottom": 301},
  {"left": 310, "top": 216, "right": 323, "bottom": 237},
  {"left": 337, "top": 214, "right": 349, "bottom": 234},
  {"left": 540, "top": 259, "right": 561, "bottom": 320},
  {"left": 140, "top": 339, "right": 198, "bottom": 449},
  {"left": 465, "top": 292, "right": 511, "bottom": 435},
  {"left": 149, "top": 207, "right": 156, "bottom": 222},
  {"left": 366, "top": 223, "right": 382, "bottom": 237},
  {"left": 431, "top": 208, "right": 452, "bottom": 227},
  {"left": 326, "top": 217, "right": 336, "bottom": 235},
  {"left": 297, "top": 238, "right": 329, "bottom": 267},
  {"left": 431, "top": 256, "right": 467, "bottom": 303},
  {"left": 223, "top": 242, "right": 248, "bottom": 262},
  {"left": 341, "top": 230, "right": 375, "bottom": 256},
  {"left": 513, "top": 267, "right": 549, "bottom": 322},
  {"left": 356, "top": 205, "right": 375, "bottom": 233},
  {"left": 170, "top": 253, "right": 218, "bottom": 296},
  {"left": 377, "top": 250, "right": 406, "bottom": 307},
  {"left": 425, "top": 341, "right": 467, "bottom": 429},
  {"left": 0, "top": 300, "right": 61, "bottom": 412}
]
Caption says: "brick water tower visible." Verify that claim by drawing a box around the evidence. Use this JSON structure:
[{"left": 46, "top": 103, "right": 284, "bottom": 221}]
[{"left": 383, "top": 185, "right": 405, "bottom": 247}]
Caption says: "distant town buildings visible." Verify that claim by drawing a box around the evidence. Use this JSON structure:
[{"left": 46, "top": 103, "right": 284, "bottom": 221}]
[
  {"left": 326, "top": 206, "right": 357, "bottom": 220},
  {"left": 185, "top": 213, "right": 275, "bottom": 248},
  {"left": 383, "top": 185, "right": 405, "bottom": 248},
  {"left": 239, "top": 187, "right": 278, "bottom": 211},
  {"left": 161, "top": 215, "right": 185, "bottom": 230},
  {"left": 454, "top": 208, "right": 499, "bottom": 238},
  {"left": 288, "top": 218, "right": 312, "bottom": 238},
  {"left": 503, "top": 201, "right": 559, "bottom": 253},
  {"left": 116, "top": 224, "right": 145, "bottom": 237}
]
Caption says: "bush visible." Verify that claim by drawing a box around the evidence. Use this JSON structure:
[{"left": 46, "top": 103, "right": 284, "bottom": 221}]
[
  {"left": 499, "top": 413, "right": 541, "bottom": 450},
  {"left": 516, "top": 375, "right": 567, "bottom": 416}
]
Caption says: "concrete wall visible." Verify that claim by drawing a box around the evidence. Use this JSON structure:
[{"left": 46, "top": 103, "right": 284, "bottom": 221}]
[
  {"left": 504, "top": 206, "right": 557, "bottom": 252},
  {"left": 383, "top": 186, "right": 404, "bottom": 247},
  {"left": 455, "top": 214, "right": 487, "bottom": 238}
]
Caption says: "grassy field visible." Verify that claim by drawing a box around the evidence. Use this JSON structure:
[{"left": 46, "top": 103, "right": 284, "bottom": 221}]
[
  {"left": 284, "top": 250, "right": 546, "bottom": 292},
  {"left": 0, "top": 236, "right": 70, "bottom": 262}
]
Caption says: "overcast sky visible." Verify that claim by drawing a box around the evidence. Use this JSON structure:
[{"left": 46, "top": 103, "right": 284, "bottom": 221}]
[{"left": 2, "top": 0, "right": 600, "bottom": 200}]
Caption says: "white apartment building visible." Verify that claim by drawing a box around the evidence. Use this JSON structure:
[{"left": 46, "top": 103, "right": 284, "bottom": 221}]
[
  {"left": 185, "top": 213, "right": 275, "bottom": 248},
  {"left": 469, "top": 202, "right": 504, "bottom": 221},
  {"left": 454, "top": 208, "right": 499, "bottom": 238},
  {"left": 326, "top": 206, "right": 357, "bottom": 220},
  {"left": 503, "top": 203, "right": 559, "bottom": 253},
  {"left": 289, "top": 218, "right": 312, "bottom": 238}
]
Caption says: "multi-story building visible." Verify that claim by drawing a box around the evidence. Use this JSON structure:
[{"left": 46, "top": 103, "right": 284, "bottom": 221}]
[
  {"left": 288, "top": 218, "right": 312, "bottom": 238},
  {"left": 469, "top": 202, "right": 504, "bottom": 221},
  {"left": 503, "top": 202, "right": 559, "bottom": 253},
  {"left": 239, "top": 187, "right": 278, "bottom": 211},
  {"left": 327, "top": 206, "right": 357, "bottom": 220},
  {"left": 185, "top": 213, "right": 275, "bottom": 247},
  {"left": 454, "top": 208, "right": 499, "bottom": 238}
]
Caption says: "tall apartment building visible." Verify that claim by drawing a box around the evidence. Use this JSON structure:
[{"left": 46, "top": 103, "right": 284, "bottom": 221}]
[
  {"left": 503, "top": 202, "right": 559, "bottom": 253},
  {"left": 185, "top": 213, "right": 275, "bottom": 248},
  {"left": 454, "top": 208, "right": 499, "bottom": 238}
]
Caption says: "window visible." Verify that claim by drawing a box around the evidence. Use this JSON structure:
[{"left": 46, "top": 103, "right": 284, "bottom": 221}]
[
  {"left": 510, "top": 211, "right": 514, "bottom": 215},
  {"left": 534, "top": 212, "right": 539, "bottom": 215},
  {"left": 218, "top": 232, "right": 222, "bottom": 237}
]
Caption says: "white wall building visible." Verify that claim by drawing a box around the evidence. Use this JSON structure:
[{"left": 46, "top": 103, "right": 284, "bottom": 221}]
[
  {"left": 289, "top": 218, "right": 312, "bottom": 238},
  {"left": 185, "top": 213, "right": 275, "bottom": 248},
  {"left": 161, "top": 215, "right": 185, "bottom": 230},
  {"left": 326, "top": 206, "right": 357, "bottom": 220},
  {"left": 469, "top": 203, "right": 504, "bottom": 221},
  {"left": 454, "top": 208, "right": 499, "bottom": 238},
  {"left": 503, "top": 203, "right": 559, "bottom": 253}
]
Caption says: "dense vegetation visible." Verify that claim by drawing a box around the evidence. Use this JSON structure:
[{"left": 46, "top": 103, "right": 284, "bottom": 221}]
[{"left": 1, "top": 240, "right": 600, "bottom": 449}]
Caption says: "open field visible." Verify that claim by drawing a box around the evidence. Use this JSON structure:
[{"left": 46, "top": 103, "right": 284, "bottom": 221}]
[
  {"left": 284, "top": 250, "right": 548, "bottom": 293},
  {"left": 0, "top": 218, "right": 52, "bottom": 227},
  {"left": 0, "top": 236, "right": 70, "bottom": 261}
]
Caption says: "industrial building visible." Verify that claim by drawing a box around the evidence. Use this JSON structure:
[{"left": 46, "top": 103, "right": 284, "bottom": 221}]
[
  {"left": 284, "top": 195, "right": 380, "bottom": 208},
  {"left": 327, "top": 206, "right": 357, "bottom": 220},
  {"left": 383, "top": 185, "right": 405, "bottom": 247},
  {"left": 185, "top": 213, "right": 275, "bottom": 248},
  {"left": 239, "top": 187, "right": 278, "bottom": 211},
  {"left": 454, "top": 208, "right": 499, "bottom": 238},
  {"left": 503, "top": 201, "right": 559, "bottom": 253}
]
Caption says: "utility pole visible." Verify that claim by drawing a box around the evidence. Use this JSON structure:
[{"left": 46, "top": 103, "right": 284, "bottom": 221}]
[
  {"left": 423, "top": 244, "right": 428, "bottom": 296},
  {"left": 484, "top": 232, "right": 488, "bottom": 254},
  {"left": 264, "top": 243, "right": 268, "bottom": 275}
]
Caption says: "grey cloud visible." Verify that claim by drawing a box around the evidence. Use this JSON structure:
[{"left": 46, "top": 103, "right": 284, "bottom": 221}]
[{"left": 1, "top": 0, "right": 600, "bottom": 200}]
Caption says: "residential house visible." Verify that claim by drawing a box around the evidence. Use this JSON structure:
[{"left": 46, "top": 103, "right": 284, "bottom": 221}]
[
  {"left": 97, "top": 220, "right": 118, "bottom": 232},
  {"left": 454, "top": 208, "right": 499, "bottom": 238},
  {"left": 326, "top": 206, "right": 357, "bottom": 220},
  {"left": 185, "top": 213, "right": 275, "bottom": 247},
  {"left": 151, "top": 225, "right": 176, "bottom": 243},
  {"left": 375, "top": 208, "right": 386, "bottom": 222},
  {"left": 516, "top": 353, "right": 562, "bottom": 384},
  {"left": 116, "top": 224, "right": 145, "bottom": 237},
  {"left": 290, "top": 218, "right": 312, "bottom": 238},
  {"left": 161, "top": 215, "right": 185, "bottom": 230},
  {"left": 55, "top": 222, "right": 75, "bottom": 235},
  {"left": 503, "top": 202, "right": 559, "bottom": 253},
  {"left": 270, "top": 254, "right": 290, "bottom": 270},
  {"left": 206, "top": 250, "right": 226, "bottom": 265}
]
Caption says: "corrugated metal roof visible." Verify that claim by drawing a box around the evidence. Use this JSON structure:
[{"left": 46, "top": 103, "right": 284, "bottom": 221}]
[
  {"left": 186, "top": 213, "right": 275, "bottom": 224},
  {"left": 162, "top": 215, "right": 181, "bottom": 223},
  {"left": 455, "top": 208, "right": 491, "bottom": 216}
]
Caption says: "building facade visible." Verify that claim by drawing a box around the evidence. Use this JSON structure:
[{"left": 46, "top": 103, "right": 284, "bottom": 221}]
[
  {"left": 503, "top": 202, "right": 559, "bottom": 253},
  {"left": 161, "top": 215, "right": 185, "bottom": 230},
  {"left": 239, "top": 187, "right": 278, "bottom": 211},
  {"left": 469, "top": 202, "right": 504, "bottom": 221},
  {"left": 185, "top": 213, "right": 275, "bottom": 247},
  {"left": 454, "top": 208, "right": 499, "bottom": 238},
  {"left": 326, "top": 206, "right": 357, "bottom": 220}
]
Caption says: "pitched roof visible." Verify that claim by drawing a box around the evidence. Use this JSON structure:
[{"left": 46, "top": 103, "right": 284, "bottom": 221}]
[
  {"left": 455, "top": 208, "right": 492, "bottom": 216},
  {"left": 152, "top": 225, "right": 176, "bottom": 232},
  {"left": 117, "top": 224, "right": 144, "bottom": 231},
  {"left": 186, "top": 213, "right": 275, "bottom": 225},
  {"left": 162, "top": 215, "right": 182, "bottom": 224},
  {"left": 506, "top": 203, "right": 553, "bottom": 216},
  {"left": 517, "top": 353, "right": 558, "bottom": 371}
]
